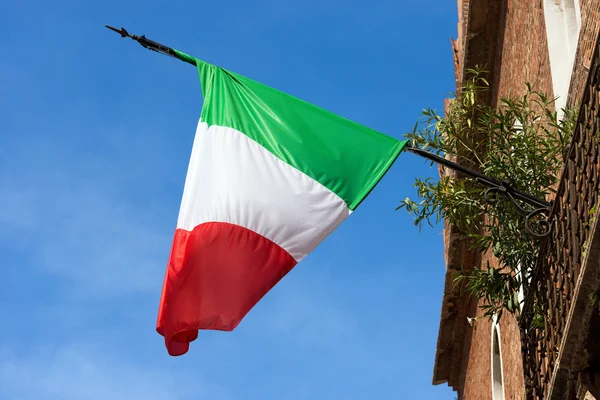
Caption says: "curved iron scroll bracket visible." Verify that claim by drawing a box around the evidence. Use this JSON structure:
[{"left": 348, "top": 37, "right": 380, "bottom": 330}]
[
  {"left": 482, "top": 185, "right": 551, "bottom": 238},
  {"left": 406, "top": 146, "right": 553, "bottom": 238}
]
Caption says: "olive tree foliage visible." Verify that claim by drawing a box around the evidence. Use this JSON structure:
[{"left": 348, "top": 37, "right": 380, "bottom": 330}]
[{"left": 399, "top": 67, "right": 576, "bottom": 321}]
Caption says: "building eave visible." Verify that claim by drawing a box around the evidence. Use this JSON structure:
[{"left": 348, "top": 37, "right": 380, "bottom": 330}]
[{"left": 431, "top": 0, "right": 505, "bottom": 389}]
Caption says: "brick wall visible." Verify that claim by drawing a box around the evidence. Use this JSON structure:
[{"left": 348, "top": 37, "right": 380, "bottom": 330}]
[
  {"left": 458, "top": 2, "right": 553, "bottom": 397},
  {"left": 493, "top": 0, "right": 553, "bottom": 103},
  {"left": 499, "top": 314, "right": 524, "bottom": 400},
  {"left": 462, "top": 301, "right": 493, "bottom": 400},
  {"left": 460, "top": 257, "right": 524, "bottom": 400},
  {"left": 569, "top": 0, "right": 600, "bottom": 107},
  {"left": 444, "top": 1, "right": 600, "bottom": 399}
]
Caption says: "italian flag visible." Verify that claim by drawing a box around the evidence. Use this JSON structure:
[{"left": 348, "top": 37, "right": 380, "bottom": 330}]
[{"left": 156, "top": 50, "right": 408, "bottom": 356}]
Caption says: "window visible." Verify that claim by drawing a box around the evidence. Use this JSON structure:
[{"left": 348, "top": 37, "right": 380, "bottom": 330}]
[
  {"left": 512, "top": 121, "right": 528, "bottom": 312},
  {"left": 491, "top": 319, "right": 505, "bottom": 400},
  {"left": 516, "top": 262, "right": 525, "bottom": 311},
  {"left": 543, "top": 0, "right": 581, "bottom": 116}
]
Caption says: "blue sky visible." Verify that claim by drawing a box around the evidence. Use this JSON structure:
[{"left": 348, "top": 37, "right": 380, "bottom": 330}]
[{"left": 1, "top": 1, "right": 458, "bottom": 399}]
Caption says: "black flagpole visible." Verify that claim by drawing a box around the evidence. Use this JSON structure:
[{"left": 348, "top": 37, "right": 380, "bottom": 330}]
[
  {"left": 105, "top": 25, "right": 193, "bottom": 64},
  {"left": 105, "top": 25, "right": 553, "bottom": 237}
]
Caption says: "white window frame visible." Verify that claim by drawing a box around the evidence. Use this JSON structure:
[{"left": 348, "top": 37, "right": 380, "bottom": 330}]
[
  {"left": 511, "top": 120, "right": 528, "bottom": 312},
  {"left": 491, "top": 316, "right": 506, "bottom": 400},
  {"left": 543, "top": 0, "right": 581, "bottom": 117},
  {"left": 516, "top": 262, "right": 526, "bottom": 311}
]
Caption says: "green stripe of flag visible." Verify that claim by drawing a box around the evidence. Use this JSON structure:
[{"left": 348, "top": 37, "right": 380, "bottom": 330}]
[{"left": 175, "top": 50, "right": 407, "bottom": 210}]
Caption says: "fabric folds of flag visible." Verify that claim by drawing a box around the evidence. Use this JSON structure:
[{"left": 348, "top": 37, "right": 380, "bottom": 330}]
[{"left": 156, "top": 51, "right": 408, "bottom": 356}]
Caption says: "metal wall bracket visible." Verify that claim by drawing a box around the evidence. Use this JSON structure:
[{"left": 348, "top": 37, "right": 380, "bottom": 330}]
[{"left": 406, "top": 146, "right": 552, "bottom": 238}]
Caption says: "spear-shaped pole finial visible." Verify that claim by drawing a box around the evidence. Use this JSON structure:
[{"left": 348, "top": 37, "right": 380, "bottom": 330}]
[
  {"left": 105, "top": 25, "right": 130, "bottom": 38},
  {"left": 105, "top": 25, "right": 181, "bottom": 60}
]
